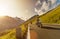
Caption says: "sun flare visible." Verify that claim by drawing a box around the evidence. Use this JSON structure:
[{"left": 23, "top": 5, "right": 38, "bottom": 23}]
[{"left": 0, "top": 3, "right": 8, "bottom": 16}]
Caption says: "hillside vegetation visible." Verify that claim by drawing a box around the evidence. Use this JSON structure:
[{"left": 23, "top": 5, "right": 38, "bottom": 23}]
[
  {"left": 0, "top": 24, "right": 28, "bottom": 39},
  {"left": 0, "top": 29, "right": 16, "bottom": 39},
  {"left": 40, "top": 5, "right": 60, "bottom": 24}
]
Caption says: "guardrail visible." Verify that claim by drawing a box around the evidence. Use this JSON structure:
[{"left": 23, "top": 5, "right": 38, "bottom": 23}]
[{"left": 41, "top": 23, "right": 60, "bottom": 30}]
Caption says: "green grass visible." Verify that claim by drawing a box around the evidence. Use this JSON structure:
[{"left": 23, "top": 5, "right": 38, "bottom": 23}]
[
  {"left": 0, "top": 23, "right": 29, "bottom": 39},
  {"left": 0, "top": 25, "right": 28, "bottom": 39},
  {"left": 0, "top": 29, "right": 16, "bottom": 39},
  {"left": 40, "top": 5, "right": 60, "bottom": 24}
]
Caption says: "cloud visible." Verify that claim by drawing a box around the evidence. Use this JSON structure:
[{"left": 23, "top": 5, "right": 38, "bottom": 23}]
[
  {"left": 17, "top": 0, "right": 58, "bottom": 20},
  {"left": 34, "top": 0, "right": 58, "bottom": 15},
  {"left": 50, "top": 0, "right": 57, "bottom": 5}
]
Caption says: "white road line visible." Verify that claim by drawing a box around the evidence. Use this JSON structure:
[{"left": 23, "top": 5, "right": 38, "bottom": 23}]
[{"left": 27, "top": 26, "right": 30, "bottom": 39}]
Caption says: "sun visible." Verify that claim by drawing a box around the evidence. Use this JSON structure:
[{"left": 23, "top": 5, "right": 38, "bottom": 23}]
[{"left": 0, "top": 4, "right": 8, "bottom": 16}]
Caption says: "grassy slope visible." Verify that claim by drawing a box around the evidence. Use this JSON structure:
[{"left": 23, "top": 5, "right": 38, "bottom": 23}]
[
  {"left": 40, "top": 5, "right": 60, "bottom": 24},
  {"left": 0, "top": 29, "right": 16, "bottom": 39},
  {"left": 0, "top": 25, "right": 27, "bottom": 39}
]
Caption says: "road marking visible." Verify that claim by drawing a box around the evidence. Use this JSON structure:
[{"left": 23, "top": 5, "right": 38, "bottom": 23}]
[{"left": 27, "top": 26, "right": 30, "bottom": 39}]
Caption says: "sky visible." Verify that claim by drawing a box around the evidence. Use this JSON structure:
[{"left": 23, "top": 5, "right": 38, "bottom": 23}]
[
  {"left": 57, "top": 0, "right": 60, "bottom": 4},
  {"left": 0, "top": 0, "right": 60, "bottom": 20}
]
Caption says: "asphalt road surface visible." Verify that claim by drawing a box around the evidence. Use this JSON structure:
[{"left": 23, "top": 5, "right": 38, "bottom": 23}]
[{"left": 30, "top": 24, "right": 60, "bottom": 39}]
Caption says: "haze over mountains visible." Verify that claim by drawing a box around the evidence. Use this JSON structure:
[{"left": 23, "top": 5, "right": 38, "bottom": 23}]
[{"left": 0, "top": 16, "right": 24, "bottom": 31}]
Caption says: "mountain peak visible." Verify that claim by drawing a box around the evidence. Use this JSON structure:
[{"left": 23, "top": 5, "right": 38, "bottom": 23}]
[{"left": 0, "top": 16, "right": 24, "bottom": 32}]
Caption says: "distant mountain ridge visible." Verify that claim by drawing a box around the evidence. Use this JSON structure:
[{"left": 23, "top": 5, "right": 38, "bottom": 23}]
[
  {"left": 0, "top": 16, "right": 24, "bottom": 31},
  {"left": 14, "top": 17, "right": 24, "bottom": 24}
]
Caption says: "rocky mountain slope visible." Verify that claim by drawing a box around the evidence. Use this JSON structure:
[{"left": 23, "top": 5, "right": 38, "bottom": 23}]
[{"left": 0, "top": 16, "right": 24, "bottom": 31}]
